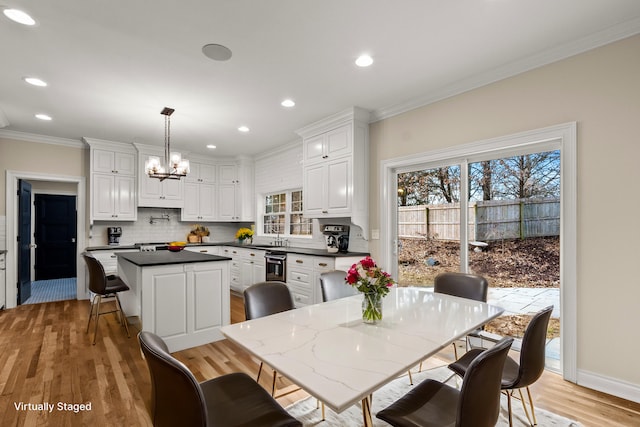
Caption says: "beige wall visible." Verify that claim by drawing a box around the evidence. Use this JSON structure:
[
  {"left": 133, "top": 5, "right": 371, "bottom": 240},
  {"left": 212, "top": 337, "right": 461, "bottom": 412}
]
[
  {"left": 0, "top": 138, "right": 87, "bottom": 214},
  {"left": 369, "top": 34, "right": 640, "bottom": 388}
]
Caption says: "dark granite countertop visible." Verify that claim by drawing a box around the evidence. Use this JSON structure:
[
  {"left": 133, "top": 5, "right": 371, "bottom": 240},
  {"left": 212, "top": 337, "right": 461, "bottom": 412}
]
[
  {"left": 86, "top": 242, "right": 369, "bottom": 258},
  {"left": 117, "top": 251, "right": 231, "bottom": 267}
]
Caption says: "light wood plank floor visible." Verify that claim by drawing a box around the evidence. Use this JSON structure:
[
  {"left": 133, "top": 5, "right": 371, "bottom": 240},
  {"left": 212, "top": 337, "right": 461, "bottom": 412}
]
[{"left": 0, "top": 295, "right": 638, "bottom": 426}]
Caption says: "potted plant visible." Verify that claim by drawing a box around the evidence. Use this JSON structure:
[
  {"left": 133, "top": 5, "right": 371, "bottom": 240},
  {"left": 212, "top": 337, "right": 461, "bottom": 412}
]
[{"left": 235, "top": 227, "right": 254, "bottom": 244}]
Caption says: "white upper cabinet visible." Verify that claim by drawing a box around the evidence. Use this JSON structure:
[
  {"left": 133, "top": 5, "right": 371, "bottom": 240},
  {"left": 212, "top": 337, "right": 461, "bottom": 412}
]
[
  {"left": 135, "top": 143, "right": 184, "bottom": 208},
  {"left": 296, "top": 107, "right": 370, "bottom": 239},
  {"left": 85, "top": 138, "right": 137, "bottom": 222},
  {"left": 182, "top": 161, "right": 217, "bottom": 221},
  {"left": 303, "top": 123, "right": 352, "bottom": 165}
]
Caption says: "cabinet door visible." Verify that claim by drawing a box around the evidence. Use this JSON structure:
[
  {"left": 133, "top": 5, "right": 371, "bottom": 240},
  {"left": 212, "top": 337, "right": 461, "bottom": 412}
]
[
  {"left": 114, "top": 151, "right": 136, "bottom": 175},
  {"left": 139, "top": 172, "right": 163, "bottom": 202},
  {"left": 217, "top": 184, "right": 237, "bottom": 221},
  {"left": 325, "top": 124, "right": 352, "bottom": 158},
  {"left": 326, "top": 158, "right": 351, "bottom": 213},
  {"left": 92, "top": 174, "right": 115, "bottom": 220},
  {"left": 198, "top": 183, "right": 216, "bottom": 220},
  {"left": 303, "top": 134, "right": 326, "bottom": 164},
  {"left": 303, "top": 164, "right": 326, "bottom": 215},
  {"left": 114, "top": 176, "right": 137, "bottom": 219},
  {"left": 219, "top": 164, "right": 237, "bottom": 184},
  {"left": 192, "top": 268, "right": 223, "bottom": 331},
  {"left": 163, "top": 178, "right": 183, "bottom": 201},
  {"left": 182, "top": 182, "right": 200, "bottom": 220},
  {"left": 199, "top": 163, "right": 216, "bottom": 184},
  {"left": 92, "top": 149, "right": 116, "bottom": 174}
]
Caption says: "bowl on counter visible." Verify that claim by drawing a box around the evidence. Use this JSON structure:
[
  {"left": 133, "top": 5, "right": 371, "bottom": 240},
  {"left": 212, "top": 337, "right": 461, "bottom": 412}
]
[{"left": 167, "top": 241, "right": 187, "bottom": 252}]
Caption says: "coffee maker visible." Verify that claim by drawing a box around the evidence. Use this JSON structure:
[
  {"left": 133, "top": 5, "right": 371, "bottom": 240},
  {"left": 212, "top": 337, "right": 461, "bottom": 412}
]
[
  {"left": 107, "top": 227, "right": 122, "bottom": 246},
  {"left": 322, "top": 225, "right": 350, "bottom": 253}
]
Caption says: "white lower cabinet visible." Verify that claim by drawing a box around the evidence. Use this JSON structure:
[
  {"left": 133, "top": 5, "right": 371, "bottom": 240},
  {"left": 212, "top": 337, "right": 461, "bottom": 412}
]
[
  {"left": 222, "top": 246, "right": 265, "bottom": 293},
  {"left": 118, "top": 259, "right": 230, "bottom": 353}
]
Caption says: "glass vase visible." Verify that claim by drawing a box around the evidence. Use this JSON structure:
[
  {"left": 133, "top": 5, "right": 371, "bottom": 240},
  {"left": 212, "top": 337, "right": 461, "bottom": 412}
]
[{"left": 362, "top": 292, "right": 383, "bottom": 324}]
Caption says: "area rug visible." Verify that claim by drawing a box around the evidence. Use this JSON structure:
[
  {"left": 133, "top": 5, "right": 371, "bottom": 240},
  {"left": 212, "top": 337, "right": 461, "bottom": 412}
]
[{"left": 286, "top": 366, "right": 582, "bottom": 426}]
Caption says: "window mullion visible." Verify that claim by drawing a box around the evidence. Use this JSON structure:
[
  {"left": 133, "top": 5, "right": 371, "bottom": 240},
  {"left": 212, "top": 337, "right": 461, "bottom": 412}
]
[{"left": 460, "top": 160, "right": 469, "bottom": 273}]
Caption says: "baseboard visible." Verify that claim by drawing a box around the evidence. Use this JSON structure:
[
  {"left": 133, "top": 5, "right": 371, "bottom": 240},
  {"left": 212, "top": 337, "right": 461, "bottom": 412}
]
[{"left": 577, "top": 369, "right": 640, "bottom": 404}]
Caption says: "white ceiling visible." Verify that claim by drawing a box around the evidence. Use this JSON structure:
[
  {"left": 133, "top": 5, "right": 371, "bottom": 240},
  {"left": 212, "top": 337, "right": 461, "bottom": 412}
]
[{"left": 1, "top": 0, "right": 640, "bottom": 157}]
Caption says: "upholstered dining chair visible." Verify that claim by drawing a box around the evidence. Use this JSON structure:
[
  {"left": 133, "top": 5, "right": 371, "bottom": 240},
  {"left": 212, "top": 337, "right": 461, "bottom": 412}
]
[
  {"left": 244, "top": 281, "right": 296, "bottom": 397},
  {"left": 448, "top": 305, "right": 553, "bottom": 427},
  {"left": 82, "top": 252, "right": 130, "bottom": 345},
  {"left": 377, "top": 337, "right": 514, "bottom": 427},
  {"left": 319, "top": 270, "right": 358, "bottom": 302},
  {"left": 138, "top": 331, "right": 301, "bottom": 427},
  {"left": 433, "top": 271, "right": 489, "bottom": 360}
]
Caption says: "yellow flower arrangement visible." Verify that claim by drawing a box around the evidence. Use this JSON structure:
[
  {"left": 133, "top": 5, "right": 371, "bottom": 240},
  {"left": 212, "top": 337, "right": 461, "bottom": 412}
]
[{"left": 235, "top": 227, "right": 254, "bottom": 241}]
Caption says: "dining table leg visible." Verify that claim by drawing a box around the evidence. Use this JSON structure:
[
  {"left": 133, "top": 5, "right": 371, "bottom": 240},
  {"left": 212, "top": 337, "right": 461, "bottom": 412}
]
[{"left": 361, "top": 396, "right": 373, "bottom": 427}]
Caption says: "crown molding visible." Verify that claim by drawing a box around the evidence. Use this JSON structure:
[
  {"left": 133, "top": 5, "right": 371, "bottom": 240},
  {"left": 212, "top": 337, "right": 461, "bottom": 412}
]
[
  {"left": 370, "top": 17, "right": 640, "bottom": 123},
  {"left": 0, "top": 129, "right": 84, "bottom": 148}
]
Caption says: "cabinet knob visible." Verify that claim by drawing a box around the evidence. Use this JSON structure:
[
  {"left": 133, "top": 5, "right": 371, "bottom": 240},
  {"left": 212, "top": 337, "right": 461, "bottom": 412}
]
[
  {"left": 322, "top": 210, "right": 328, "bottom": 214},
  {"left": 322, "top": 155, "right": 328, "bottom": 159}
]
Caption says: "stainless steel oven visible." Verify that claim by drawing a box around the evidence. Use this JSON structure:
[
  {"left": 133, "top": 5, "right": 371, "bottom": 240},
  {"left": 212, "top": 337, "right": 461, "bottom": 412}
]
[{"left": 265, "top": 251, "right": 287, "bottom": 282}]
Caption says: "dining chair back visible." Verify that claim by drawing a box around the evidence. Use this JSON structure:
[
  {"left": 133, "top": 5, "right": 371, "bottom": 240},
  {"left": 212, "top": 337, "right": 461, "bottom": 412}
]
[
  {"left": 244, "top": 281, "right": 295, "bottom": 320},
  {"left": 138, "top": 331, "right": 302, "bottom": 427},
  {"left": 377, "top": 337, "right": 514, "bottom": 427},
  {"left": 319, "top": 270, "right": 358, "bottom": 302},
  {"left": 448, "top": 305, "right": 554, "bottom": 427},
  {"left": 243, "top": 281, "right": 296, "bottom": 397},
  {"left": 433, "top": 271, "right": 488, "bottom": 302}
]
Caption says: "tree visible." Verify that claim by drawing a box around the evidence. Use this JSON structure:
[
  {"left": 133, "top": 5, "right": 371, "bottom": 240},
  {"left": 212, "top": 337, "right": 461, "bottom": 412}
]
[{"left": 495, "top": 150, "right": 560, "bottom": 199}]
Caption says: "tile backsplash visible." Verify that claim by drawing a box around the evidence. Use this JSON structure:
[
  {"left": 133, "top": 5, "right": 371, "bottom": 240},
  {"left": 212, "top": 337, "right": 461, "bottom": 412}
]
[{"left": 89, "top": 208, "right": 246, "bottom": 247}]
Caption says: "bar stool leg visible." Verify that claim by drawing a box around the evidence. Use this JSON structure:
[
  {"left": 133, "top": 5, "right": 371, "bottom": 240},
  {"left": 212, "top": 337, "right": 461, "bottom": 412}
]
[
  {"left": 92, "top": 295, "right": 102, "bottom": 345},
  {"left": 114, "top": 294, "right": 130, "bottom": 338}
]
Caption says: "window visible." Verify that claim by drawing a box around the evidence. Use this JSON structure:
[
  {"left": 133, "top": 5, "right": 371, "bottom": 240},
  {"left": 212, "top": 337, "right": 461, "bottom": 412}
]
[{"left": 263, "top": 190, "right": 312, "bottom": 236}]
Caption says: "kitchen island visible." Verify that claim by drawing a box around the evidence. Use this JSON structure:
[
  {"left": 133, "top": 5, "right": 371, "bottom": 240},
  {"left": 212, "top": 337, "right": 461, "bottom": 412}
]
[{"left": 117, "top": 250, "right": 231, "bottom": 352}]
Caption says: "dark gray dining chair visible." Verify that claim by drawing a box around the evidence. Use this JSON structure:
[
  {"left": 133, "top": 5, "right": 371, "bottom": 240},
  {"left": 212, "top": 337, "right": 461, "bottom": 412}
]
[
  {"left": 377, "top": 337, "right": 514, "bottom": 427},
  {"left": 138, "top": 331, "right": 301, "bottom": 427},
  {"left": 319, "top": 270, "right": 358, "bottom": 302},
  {"left": 433, "top": 271, "right": 489, "bottom": 360},
  {"left": 82, "top": 252, "right": 131, "bottom": 345},
  {"left": 448, "top": 305, "right": 553, "bottom": 427},
  {"left": 243, "top": 281, "right": 296, "bottom": 397}
]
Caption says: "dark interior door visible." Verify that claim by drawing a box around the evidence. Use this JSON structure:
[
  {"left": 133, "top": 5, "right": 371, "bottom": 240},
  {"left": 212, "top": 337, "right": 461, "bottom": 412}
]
[
  {"left": 18, "top": 180, "right": 32, "bottom": 304},
  {"left": 35, "top": 194, "right": 77, "bottom": 280}
]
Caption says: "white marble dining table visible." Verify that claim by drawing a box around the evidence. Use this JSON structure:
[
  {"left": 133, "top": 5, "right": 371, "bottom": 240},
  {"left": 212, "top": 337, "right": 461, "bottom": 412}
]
[{"left": 220, "top": 287, "right": 504, "bottom": 426}]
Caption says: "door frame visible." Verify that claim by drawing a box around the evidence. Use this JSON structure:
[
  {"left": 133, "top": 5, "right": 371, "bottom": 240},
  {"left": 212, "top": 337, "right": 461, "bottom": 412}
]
[
  {"left": 5, "top": 171, "right": 86, "bottom": 309},
  {"left": 379, "top": 122, "right": 577, "bottom": 382}
]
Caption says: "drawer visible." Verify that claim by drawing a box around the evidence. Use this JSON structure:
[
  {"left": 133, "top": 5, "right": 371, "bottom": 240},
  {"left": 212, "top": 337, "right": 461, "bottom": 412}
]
[
  {"left": 291, "top": 291, "right": 311, "bottom": 307},
  {"left": 288, "top": 254, "right": 313, "bottom": 268},
  {"left": 288, "top": 269, "right": 311, "bottom": 285},
  {"left": 313, "top": 258, "right": 334, "bottom": 272}
]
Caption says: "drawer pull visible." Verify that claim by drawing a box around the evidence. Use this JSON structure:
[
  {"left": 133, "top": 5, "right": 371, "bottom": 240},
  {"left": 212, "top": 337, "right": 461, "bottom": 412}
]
[
  {"left": 318, "top": 263, "right": 328, "bottom": 267},
  {"left": 296, "top": 259, "right": 303, "bottom": 263}
]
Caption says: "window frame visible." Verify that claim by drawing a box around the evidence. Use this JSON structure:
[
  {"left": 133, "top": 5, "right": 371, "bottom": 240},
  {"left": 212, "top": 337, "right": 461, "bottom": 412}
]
[{"left": 261, "top": 189, "right": 313, "bottom": 238}]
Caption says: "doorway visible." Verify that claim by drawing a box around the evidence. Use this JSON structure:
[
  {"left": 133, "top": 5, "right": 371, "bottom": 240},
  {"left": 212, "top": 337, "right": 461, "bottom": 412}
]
[
  {"left": 379, "top": 122, "right": 577, "bottom": 382},
  {"left": 5, "top": 171, "right": 86, "bottom": 309}
]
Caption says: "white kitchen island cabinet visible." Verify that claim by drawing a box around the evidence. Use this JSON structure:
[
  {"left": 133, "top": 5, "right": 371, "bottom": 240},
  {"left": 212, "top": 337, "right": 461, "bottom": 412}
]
[{"left": 117, "top": 251, "right": 231, "bottom": 352}]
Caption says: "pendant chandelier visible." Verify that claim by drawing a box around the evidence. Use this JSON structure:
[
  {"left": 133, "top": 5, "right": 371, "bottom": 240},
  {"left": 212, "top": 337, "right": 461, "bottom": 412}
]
[{"left": 145, "top": 107, "right": 190, "bottom": 181}]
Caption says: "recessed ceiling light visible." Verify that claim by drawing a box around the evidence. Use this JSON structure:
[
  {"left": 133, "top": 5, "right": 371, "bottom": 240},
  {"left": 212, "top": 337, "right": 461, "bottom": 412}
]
[
  {"left": 355, "top": 54, "right": 373, "bottom": 67},
  {"left": 281, "top": 99, "right": 295, "bottom": 108},
  {"left": 206, "top": 144, "right": 217, "bottom": 149},
  {"left": 202, "top": 44, "right": 233, "bottom": 61},
  {"left": 24, "top": 77, "right": 47, "bottom": 87},
  {"left": 3, "top": 8, "right": 36, "bottom": 26},
  {"left": 238, "top": 126, "right": 250, "bottom": 133},
  {"left": 35, "top": 113, "right": 52, "bottom": 121}
]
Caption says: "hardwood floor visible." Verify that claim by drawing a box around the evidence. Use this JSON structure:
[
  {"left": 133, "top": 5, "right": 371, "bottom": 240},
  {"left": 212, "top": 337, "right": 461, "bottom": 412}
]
[{"left": 0, "top": 294, "right": 638, "bottom": 426}]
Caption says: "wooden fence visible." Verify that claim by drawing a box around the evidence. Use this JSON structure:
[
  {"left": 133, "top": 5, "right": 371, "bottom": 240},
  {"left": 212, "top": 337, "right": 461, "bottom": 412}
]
[{"left": 398, "top": 198, "right": 559, "bottom": 241}]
